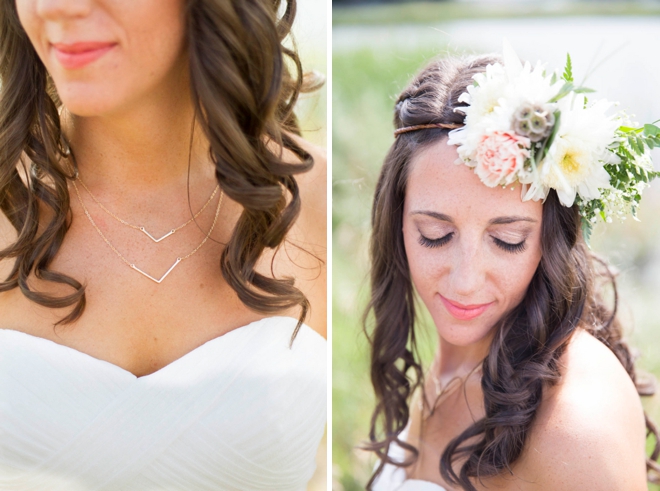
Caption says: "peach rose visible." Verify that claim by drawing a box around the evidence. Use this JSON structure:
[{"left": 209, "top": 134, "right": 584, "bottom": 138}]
[{"left": 474, "top": 131, "right": 531, "bottom": 187}]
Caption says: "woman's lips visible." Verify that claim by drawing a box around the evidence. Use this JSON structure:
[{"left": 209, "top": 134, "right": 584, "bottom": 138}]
[
  {"left": 438, "top": 293, "right": 494, "bottom": 321},
  {"left": 52, "top": 42, "right": 116, "bottom": 69}
]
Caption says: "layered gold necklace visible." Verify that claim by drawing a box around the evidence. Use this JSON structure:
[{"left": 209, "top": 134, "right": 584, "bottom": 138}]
[
  {"left": 75, "top": 173, "right": 220, "bottom": 243},
  {"left": 71, "top": 173, "right": 224, "bottom": 284}
]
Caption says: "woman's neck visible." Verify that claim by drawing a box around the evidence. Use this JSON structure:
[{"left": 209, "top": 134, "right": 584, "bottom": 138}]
[
  {"left": 61, "top": 73, "right": 213, "bottom": 193},
  {"left": 435, "top": 330, "right": 494, "bottom": 386}
]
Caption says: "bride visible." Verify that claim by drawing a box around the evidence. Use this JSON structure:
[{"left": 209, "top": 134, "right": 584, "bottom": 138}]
[
  {"left": 365, "top": 42, "right": 660, "bottom": 490},
  {"left": 0, "top": 0, "right": 326, "bottom": 489}
]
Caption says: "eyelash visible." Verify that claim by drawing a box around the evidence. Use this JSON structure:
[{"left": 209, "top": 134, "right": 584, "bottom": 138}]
[
  {"left": 492, "top": 237, "right": 527, "bottom": 254},
  {"left": 418, "top": 233, "right": 527, "bottom": 254},
  {"left": 418, "top": 233, "right": 453, "bottom": 248}
]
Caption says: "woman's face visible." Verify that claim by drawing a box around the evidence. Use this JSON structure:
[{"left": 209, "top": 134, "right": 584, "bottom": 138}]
[
  {"left": 15, "top": 0, "right": 188, "bottom": 117},
  {"left": 402, "top": 137, "right": 543, "bottom": 348}
]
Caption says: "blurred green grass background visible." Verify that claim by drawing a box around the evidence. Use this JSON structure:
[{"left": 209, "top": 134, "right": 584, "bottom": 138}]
[{"left": 332, "top": 10, "right": 660, "bottom": 490}]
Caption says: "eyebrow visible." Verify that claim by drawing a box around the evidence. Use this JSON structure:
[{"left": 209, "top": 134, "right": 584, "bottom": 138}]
[{"left": 410, "top": 211, "right": 538, "bottom": 225}]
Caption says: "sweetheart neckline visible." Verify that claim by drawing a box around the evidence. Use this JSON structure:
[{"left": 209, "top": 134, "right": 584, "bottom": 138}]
[{"left": 0, "top": 315, "right": 317, "bottom": 380}]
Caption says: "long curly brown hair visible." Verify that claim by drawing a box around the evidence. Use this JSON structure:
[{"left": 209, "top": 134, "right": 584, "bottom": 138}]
[
  {"left": 0, "top": 0, "right": 319, "bottom": 338},
  {"left": 364, "top": 53, "right": 660, "bottom": 490}
]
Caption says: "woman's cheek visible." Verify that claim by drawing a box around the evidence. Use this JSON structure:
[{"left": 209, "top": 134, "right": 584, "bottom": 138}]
[
  {"left": 409, "top": 252, "right": 449, "bottom": 313},
  {"left": 15, "top": 3, "right": 40, "bottom": 53},
  {"left": 494, "top": 252, "right": 541, "bottom": 313}
]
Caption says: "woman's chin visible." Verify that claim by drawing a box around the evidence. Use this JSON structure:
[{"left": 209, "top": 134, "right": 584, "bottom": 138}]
[
  {"left": 56, "top": 85, "right": 126, "bottom": 118},
  {"left": 433, "top": 315, "right": 495, "bottom": 348}
]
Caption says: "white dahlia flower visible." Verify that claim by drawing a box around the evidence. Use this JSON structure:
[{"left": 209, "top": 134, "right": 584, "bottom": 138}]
[
  {"left": 448, "top": 40, "right": 563, "bottom": 166},
  {"left": 522, "top": 95, "right": 620, "bottom": 206}
]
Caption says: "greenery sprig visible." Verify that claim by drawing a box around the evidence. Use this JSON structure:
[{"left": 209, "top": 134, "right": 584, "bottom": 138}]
[
  {"left": 554, "top": 55, "right": 658, "bottom": 245},
  {"left": 578, "top": 121, "right": 660, "bottom": 244}
]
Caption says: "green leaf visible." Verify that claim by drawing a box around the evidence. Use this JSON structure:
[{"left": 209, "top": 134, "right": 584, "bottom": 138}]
[
  {"left": 549, "top": 83, "right": 575, "bottom": 103},
  {"left": 643, "top": 124, "right": 660, "bottom": 137},
  {"left": 619, "top": 125, "right": 643, "bottom": 133},
  {"left": 581, "top": 218, "right": 592, "bottom": 248},
  {"left": 637, "top": 136, "right": 647, "bottom": 153},
  {"left": 573, "top": 87, "right": 596, "bottom": 94},
  {"left": 562, "top": 53, "right": 573, "bottom": 83},
  {"left": 629, "top": 135, "right": 642, "bottom": 155},
  {"left": 540, "top": 111, "right": 562, "bottom": 160},
  {"left": 550, "top": 72, "right": 558, "bottom": 85}
]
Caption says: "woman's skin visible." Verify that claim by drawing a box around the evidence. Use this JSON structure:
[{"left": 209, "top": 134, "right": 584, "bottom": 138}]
[
  {"left": 400, "top": 137, "right": 647, "bottom": 490},
  {"left": 0, "top": 0, "right": 326, "bottom": 377}
]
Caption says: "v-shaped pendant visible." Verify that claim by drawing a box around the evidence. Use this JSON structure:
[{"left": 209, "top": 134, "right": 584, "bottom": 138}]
[
  {"left": 139, "top": 227, "right": 176, "bottom": 243},
  {"left": 130, "top": 258, "right": 182, "bottom": 284}
]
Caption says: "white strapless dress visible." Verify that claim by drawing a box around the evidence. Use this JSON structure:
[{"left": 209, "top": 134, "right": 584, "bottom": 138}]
[
  {"left": 0, "top": 316, "right": 326, "bottom": 490},
  {"left": 371, "top": 427, "right": 447, "bottom": 491}
]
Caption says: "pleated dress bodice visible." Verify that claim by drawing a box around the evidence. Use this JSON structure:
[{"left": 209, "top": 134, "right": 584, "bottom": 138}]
[{"left": 0, "top": 316, "right": 326, "bottom": 491}]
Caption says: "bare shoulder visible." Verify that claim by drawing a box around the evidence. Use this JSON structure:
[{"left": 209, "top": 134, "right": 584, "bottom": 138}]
[
  {"left": 286, "top": 132, "right": 327, "bottom": 226},
  {"left": 510, "top": 329, "right": 647, "bottom": 490},
  {"left": 267, "top": 131, "right": 326, "bottom": 238},
  {"left": 285, "top": 135, "right": 326, "bottom": 337},
  {"left": 260, "top": 133, "right": 326, "bottom": 337}
]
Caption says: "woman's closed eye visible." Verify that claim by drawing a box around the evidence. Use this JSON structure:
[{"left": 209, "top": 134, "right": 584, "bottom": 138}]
[
  {"left": 418, "top": 231, "right": 528, "bottom": 254},
  {"left": 418, "top": 232, "right": 453, "bottom": 248},
  {"left": 492, "top": 236, "right": 527, "bottom": 254}
]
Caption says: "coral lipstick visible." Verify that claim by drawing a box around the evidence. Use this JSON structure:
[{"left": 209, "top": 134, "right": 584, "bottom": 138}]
[
  {"left": 439, "top": 294, "right": 493, "bottom": 321},
  {"left": 52, "top": 42, "right": 116, "bottom": 69}
]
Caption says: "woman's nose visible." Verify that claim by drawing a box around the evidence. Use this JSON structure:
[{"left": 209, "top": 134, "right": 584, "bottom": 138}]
[
  {"left": 447, "top": 238, "right": 486, "bottom": 299},
  {"left": 35, "top": 0, "right": 92, "bottom": 20}
]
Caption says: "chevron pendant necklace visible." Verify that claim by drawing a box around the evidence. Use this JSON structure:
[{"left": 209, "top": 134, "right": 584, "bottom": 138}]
[
  {"left": 74, "top": 172, "right": 219, "bottom": 243},
  {"left": 72, "top": 179, "right": 224, "bottom": 284}
]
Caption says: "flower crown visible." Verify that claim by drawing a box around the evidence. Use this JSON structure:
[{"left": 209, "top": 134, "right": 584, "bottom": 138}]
[{"left": 397, "top": 41, "right": 660, "bottom": 243}]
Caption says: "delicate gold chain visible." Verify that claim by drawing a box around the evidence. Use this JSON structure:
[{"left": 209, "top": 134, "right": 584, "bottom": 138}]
[
  {"left": 71, "top": 178, "right": 223, "bottom": 283},
  {"left": 421, "top": 361, "right": 483, "bottom": 416},
  {"left": 75, "top": 171, "right": 219, "bottom": 238}
]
